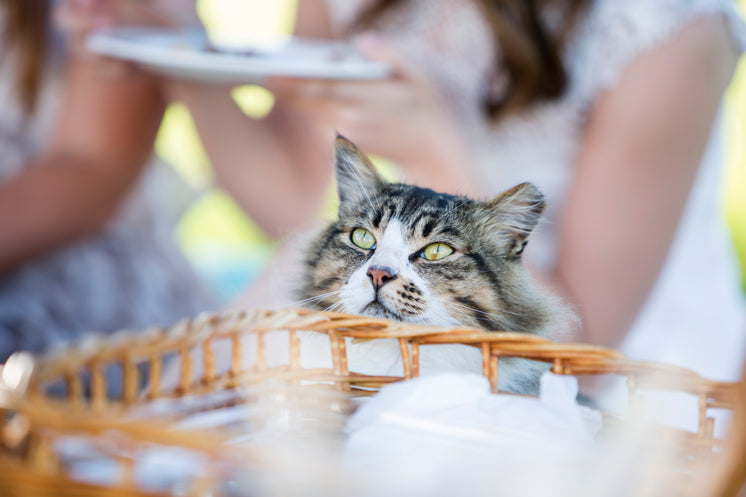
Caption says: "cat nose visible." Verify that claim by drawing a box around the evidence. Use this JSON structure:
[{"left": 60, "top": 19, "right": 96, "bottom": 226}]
[{"left": 367, "top": 266, "right": 397, "bottom": 290}]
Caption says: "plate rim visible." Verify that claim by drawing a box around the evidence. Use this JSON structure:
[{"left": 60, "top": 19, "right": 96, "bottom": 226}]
[{"left": 86, "top": 27, "right": 392, "bottom": 82}]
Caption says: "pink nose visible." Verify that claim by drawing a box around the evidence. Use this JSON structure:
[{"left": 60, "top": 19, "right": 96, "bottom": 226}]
[{"left": 367, "top": 266, "right": 397, "bottom": 290}]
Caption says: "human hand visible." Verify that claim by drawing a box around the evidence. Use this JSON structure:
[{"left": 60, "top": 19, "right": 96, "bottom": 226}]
[
  {"left": 55, "top": 0, "right": 111, "bottom": 51},
  {"left": 55, "top": 0, "right": 199, "bottom": 70},
  {"left": 267, "top": 33, "right": 472, "bottom": 178}
]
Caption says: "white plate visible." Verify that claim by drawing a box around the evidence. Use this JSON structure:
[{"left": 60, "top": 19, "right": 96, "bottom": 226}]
[{"left": 86, "top": 27, "right": 391, "bottom": 84}]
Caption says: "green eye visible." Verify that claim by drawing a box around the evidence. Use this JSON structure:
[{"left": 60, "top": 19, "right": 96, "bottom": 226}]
[
  {"left": 421, "top": 242, "right": 454, "bottom": 261},
  {"left": 351, "top": 228, "right": 376, "bottom": 250}
]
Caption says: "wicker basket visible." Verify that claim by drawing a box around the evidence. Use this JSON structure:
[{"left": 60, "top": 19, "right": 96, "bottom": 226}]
[{"left": 0, "top": 307, "right": 739, "bottom": 497}]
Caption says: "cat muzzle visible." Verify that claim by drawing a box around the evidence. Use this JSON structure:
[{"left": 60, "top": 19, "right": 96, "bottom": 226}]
[
  {"left": 363, "top": 301, "right": 402, "bottom": 321},
  {"left": 367, "top": 265, "right": 398, "bottom": 291}
]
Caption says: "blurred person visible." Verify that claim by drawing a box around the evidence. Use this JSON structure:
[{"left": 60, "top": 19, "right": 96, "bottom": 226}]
[
  {"left": 71, "top": 0, "right": 746, "bottom": 384},
  {"left": 53, "top": 0, "right": 338, "bottom": 317},
  {"left": 55, "top": 0, "right": 335, "bottom": 239},
  {"left": 256, "top": 0, "right": 746, "bottom": 384},
  {"left": 0, "top": 0, "right": 216, "bottom": 362}
]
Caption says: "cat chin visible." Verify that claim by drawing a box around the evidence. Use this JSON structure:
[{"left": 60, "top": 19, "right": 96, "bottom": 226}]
[
  {"left": 355, "top": 303, "right": 461, "bottom": 329},
  {"left": 358, "top": 303, "right": 442, "bottom": 328},
  {"left": 360, "top": 301, "right": 403, "bottom": 321}
]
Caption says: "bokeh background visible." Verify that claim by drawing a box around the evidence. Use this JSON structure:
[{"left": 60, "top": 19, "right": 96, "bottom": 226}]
[{"left": 157, "top": 0, "right": 746, "bottom": 303}]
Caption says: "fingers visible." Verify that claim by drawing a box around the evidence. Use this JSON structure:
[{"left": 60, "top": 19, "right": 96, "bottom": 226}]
[
  {"left": 265, "top": 32, "right": 417, "bottom": 104},
  {"left": 153, "top": 0, "right": 202, "bottom": 27},
  {"left": 114, "top": 0, "right": 201, "bottom": 28},
  {"left": 268, "top": 76, "right": 344, "bottom": 98},
  {"left": 268, "top": 80, "right": 352, "bottom": 127},
  {"left": 54, "top": 0, "right": 110, "bottom": 39},
  {"left": 353, "top": 32, "right": 423, "bottom": 82},
  {"left": 268, "top": 76, "right": 394, "bottom": 105},
  {"left": 56, "top": 0, "right": 201, "bottom": 34},
  {"left": 55, "top": 2, "right": 144, "bottom": 78},
  {"left": 263, "top": 34, "right": 432, "bottom": 143},
  {"left": 54, "top": 0, "right": 200, "bottom": 78},
  {"left": 54, "top": 0, "right": 115, "bottom": 63}
]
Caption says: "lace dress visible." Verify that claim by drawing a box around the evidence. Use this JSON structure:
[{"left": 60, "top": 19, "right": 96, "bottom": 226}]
[
  {"left": 0, "top": 22, "right": 216, "bottom": 362},
  {"left": 324, "top": 0, "right": 746, "bottom": 382}
]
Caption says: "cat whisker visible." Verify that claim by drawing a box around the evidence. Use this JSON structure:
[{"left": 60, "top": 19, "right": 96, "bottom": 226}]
[
  {"left": 436, "top": 308, "right": 474, "bottom": 329},
  {"left": 447, "top": 301, "right": 498, "bottom": 317},
  {"left": 418, "top": 303, "right": 468, "bottom": 329},
  {"left": 323, "top": 301, "right": 346, "bottom": 313},
  {"left": 421, "top": 315, "right": 463, "bottom": 328},
  {"left": 443, "top": 307, "right": 482, "bottom": 329},
  {"left": 448, "top": 300, "right": 542, "bottom": 321},
  {"left": 292, "top": 290, "right": 342, "bottom": 307}
]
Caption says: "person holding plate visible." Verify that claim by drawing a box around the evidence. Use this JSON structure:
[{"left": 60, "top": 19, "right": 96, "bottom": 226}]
[
  {"left": 279, "top": 0, "right": 746, "bottom": 384},
  {"left": 0, "top": 0, "right": 216, "bottom": 362},
  {"left": 228, "top": 0, "right": 746, "bottom": 385},
  {"left": 56, "top": 0, "right": 746, "bottom": 387}
]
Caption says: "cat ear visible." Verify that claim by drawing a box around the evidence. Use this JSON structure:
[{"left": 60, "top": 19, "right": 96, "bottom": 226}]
[
  {"left": 334, "top": 134, "right": 386, "bottom": 206},
  {"left": 480, "top": 182, "right": 546, "bottom": 258}
]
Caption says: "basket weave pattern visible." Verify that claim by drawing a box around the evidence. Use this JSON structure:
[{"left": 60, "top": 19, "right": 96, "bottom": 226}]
[{"left": 0, "top": 307, "right": 738, "bottom": 496}]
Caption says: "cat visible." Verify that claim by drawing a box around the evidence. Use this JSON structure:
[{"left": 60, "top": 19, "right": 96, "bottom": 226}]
[{"left": 298, "top": 135, "right": 571, "bottom": 393}]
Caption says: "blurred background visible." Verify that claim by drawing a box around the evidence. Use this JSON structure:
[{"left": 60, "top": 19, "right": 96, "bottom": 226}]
[{"left": 158, "top": 0, "right": 746, "bottom": 303}]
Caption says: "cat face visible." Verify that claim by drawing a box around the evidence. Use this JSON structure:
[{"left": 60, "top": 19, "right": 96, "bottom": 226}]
[{"left": 300, "top": 136, "right": 556, "bottom": 335}]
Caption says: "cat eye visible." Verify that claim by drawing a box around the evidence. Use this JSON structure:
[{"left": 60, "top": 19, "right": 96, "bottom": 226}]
[
  {"left": 351, "top": 228, "right": 377, "bottom": 250},
  {"left": 421, "top": 242, "right": 454, "bottom": 261}
]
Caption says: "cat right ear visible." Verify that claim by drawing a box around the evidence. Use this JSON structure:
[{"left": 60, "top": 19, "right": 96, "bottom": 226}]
[
  {"left": 481, "top": 182, "right": 547, "bottom": 258},
  {"left": 334, "top": 134, "right": 386, "bottom": 206}
]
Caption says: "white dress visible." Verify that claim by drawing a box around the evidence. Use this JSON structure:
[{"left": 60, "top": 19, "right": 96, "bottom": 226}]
[
  {"left": 324, "top": 0, "right": 746, "bottom": 382},
  {"left": 0, "top": 18, "right": 216, "bottom": 361}
]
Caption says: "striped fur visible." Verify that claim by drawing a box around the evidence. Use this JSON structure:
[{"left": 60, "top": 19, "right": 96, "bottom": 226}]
[{"left": 298, "top": 136, "right": 571, "bottom": 392}]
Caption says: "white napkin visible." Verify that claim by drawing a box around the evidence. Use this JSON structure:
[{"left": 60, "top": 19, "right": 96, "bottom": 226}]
[
  {"left": 339, "top": 372, "right": 602, "bottom": 497},
  {"left": 346, "top": 371, "right": 601, "bottom": 452}
]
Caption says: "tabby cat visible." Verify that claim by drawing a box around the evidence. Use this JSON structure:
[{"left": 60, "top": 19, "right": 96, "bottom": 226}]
[{"left": 299, "top": 136, "right": 569, "bottom": 393}]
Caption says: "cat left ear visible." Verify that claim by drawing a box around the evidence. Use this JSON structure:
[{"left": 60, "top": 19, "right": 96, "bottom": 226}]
[
  {"left": 334, "top": 134, "right": 386, "bottom": 206},
  {"left": 481, "top": 182, "right": 546, "bottom": 258}
]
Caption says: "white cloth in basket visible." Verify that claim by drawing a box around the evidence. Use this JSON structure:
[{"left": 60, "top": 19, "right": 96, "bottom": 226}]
[
  {"left": 341, "top": 372, "right": 606, "bottom": 497},
  {"left": 346, "top": 372, "right": 601, "bottom": 453}
]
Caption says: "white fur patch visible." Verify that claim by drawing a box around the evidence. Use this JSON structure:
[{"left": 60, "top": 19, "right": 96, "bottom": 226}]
[
  {"left": 339, "top": 219, "right": 470, "bottom": 328},
  {"left": 340, "top": 220, "right": 426, "bottom": 316}
]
